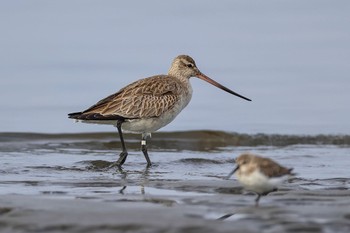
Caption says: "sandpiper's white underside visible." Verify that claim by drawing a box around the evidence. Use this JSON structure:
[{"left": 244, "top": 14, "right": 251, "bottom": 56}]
[{"left": 236, "top": 170, "right": 290, "bottom": 194}]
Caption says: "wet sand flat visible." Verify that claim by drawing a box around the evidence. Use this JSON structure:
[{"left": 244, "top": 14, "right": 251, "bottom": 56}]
[
  {"left": 0, "top": 132, "right": 350, "bottom": 232},
  {"left": 0, "top": 189, "right": 350, "bottom": 233}
]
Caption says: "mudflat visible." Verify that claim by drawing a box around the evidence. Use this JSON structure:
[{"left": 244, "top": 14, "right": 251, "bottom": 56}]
[{"left": 0, "top": 132, "right": 349, "bottom": 232}]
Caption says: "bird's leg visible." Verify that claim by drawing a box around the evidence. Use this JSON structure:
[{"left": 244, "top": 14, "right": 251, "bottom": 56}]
[
  {"left": 255, "top": 194, "right": 261, "bottom": 207},
  {"left": 141, "top": 133, "right": 152, "bottom": 167},
  {"left": 116, "top": 121, "right": 128, "bottom": 166}
]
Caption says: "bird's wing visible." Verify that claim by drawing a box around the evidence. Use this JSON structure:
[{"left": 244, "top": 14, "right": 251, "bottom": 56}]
[
  {"left": 258, "top": 157, "right": 293, "bottom": 178},
  {"left": 78, "top": 75, "right": 185, "bottom": 120}
]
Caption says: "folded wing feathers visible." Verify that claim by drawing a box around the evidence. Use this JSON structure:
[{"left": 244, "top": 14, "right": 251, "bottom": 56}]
[
  {"left": 68, "top": 75, "right": 183, "bottom": 120},
  {"left": 259, "top": 157, "right": 294, "bottom": 178}
]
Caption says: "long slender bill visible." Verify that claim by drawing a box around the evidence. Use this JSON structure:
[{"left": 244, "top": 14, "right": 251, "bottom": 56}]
[
  {"left": 197, "top": 73, "right": 251, "bottom": 101},
  {"left": 225, "top": 166, "right": 239, "bottom": 180}
]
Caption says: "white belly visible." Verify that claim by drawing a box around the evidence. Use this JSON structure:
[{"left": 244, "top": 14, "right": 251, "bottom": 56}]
[
  {"left": 122, "top": 92, "right": 192, "bottom": 133},
  {"left": 122, "top": 112, "right": 177, "bottom": 133},
  {"left": 236, "top": 170, "right": 288, "bottom": 194}
]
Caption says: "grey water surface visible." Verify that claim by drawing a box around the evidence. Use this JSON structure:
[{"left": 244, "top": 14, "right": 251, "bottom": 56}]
[
  {"left": 1, "top": 0, "right": 350, "bottom": 134},
  {"left": 1, "top": 1, "right": 350, "bottom": 232}
]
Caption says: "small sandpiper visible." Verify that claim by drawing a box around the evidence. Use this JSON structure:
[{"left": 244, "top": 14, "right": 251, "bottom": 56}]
[
  {"left": 68, "top": 55, "right": 251, "bottom": 167},
  {"left": 226, "top": 153, "right": 294, "bottom": 206}
]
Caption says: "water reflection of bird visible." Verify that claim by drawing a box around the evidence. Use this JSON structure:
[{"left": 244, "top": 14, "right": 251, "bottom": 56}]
[
  {"left": 68, "top": 55, "right": 251, "bottom": 167},
  {"left": 227, "top": 153, "right": 294, "bottom": 206}
]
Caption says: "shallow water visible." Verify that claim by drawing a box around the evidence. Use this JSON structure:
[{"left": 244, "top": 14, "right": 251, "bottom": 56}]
[
  {"left": 1, "top": 131, "right": 349, "bottom": 194},
  {"left": 0, "top": 132, "right": 349, "bottom": 232},
  {"left": 1, "top": 1, "right": 350, "bottom": 232}
]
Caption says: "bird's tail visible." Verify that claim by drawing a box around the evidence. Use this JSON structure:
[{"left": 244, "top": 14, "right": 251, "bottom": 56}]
[{"left": 68, "top": 112, "right": 83, "bottom": 119}]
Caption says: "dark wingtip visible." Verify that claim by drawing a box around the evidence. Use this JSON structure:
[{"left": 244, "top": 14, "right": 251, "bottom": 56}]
[
  {"left": 68, "top": 112, "right": 126, "bottom": 121},
  {"left": 68, "top": 112, "right": 83, "bottom": 119}
]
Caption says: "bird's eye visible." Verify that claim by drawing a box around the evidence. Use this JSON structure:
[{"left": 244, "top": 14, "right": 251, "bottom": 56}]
[
  {"left": 241, "top": 160, "right": 248, "bottom": 165},
  {"left": 186, "top": 63, "right": 193, "bottom": 68}
]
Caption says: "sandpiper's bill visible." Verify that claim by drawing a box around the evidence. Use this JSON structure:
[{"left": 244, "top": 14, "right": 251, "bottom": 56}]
[
  {"left": 68, "top": 55, "right": 251, "bottom": 167},
  {"left": 226, "top": 153, "right": 294, "bottom": 206}
]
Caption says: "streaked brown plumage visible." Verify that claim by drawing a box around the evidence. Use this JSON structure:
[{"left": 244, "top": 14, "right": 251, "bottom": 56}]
[
  {"left": 70, "top": 75, "right": 186, "bottom": 121},
  {"left": 227, "top": 153, "right": 294, "bottom": 206},
  {"left": 69, "top": 55, "right": 251, "bottom": 167},
  {"left": 235, "top": 153, "right": 292, "bottom": 178}
]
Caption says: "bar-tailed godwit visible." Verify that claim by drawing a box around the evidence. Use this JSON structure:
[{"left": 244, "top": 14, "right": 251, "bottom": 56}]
[
  {"left": 68, "top": 55, "right": 251, "bottom": 167},
  {"left": 226, "top": 153, "right": 294, "bottom": 206}
]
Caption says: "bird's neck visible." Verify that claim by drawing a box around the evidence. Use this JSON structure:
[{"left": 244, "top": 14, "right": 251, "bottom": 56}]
[
  {"left": 168, "top": 71, "right": 190, "bottom": 84},
  {"left": 166, "top": 71, "right": 192, "bottom": 98}
]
